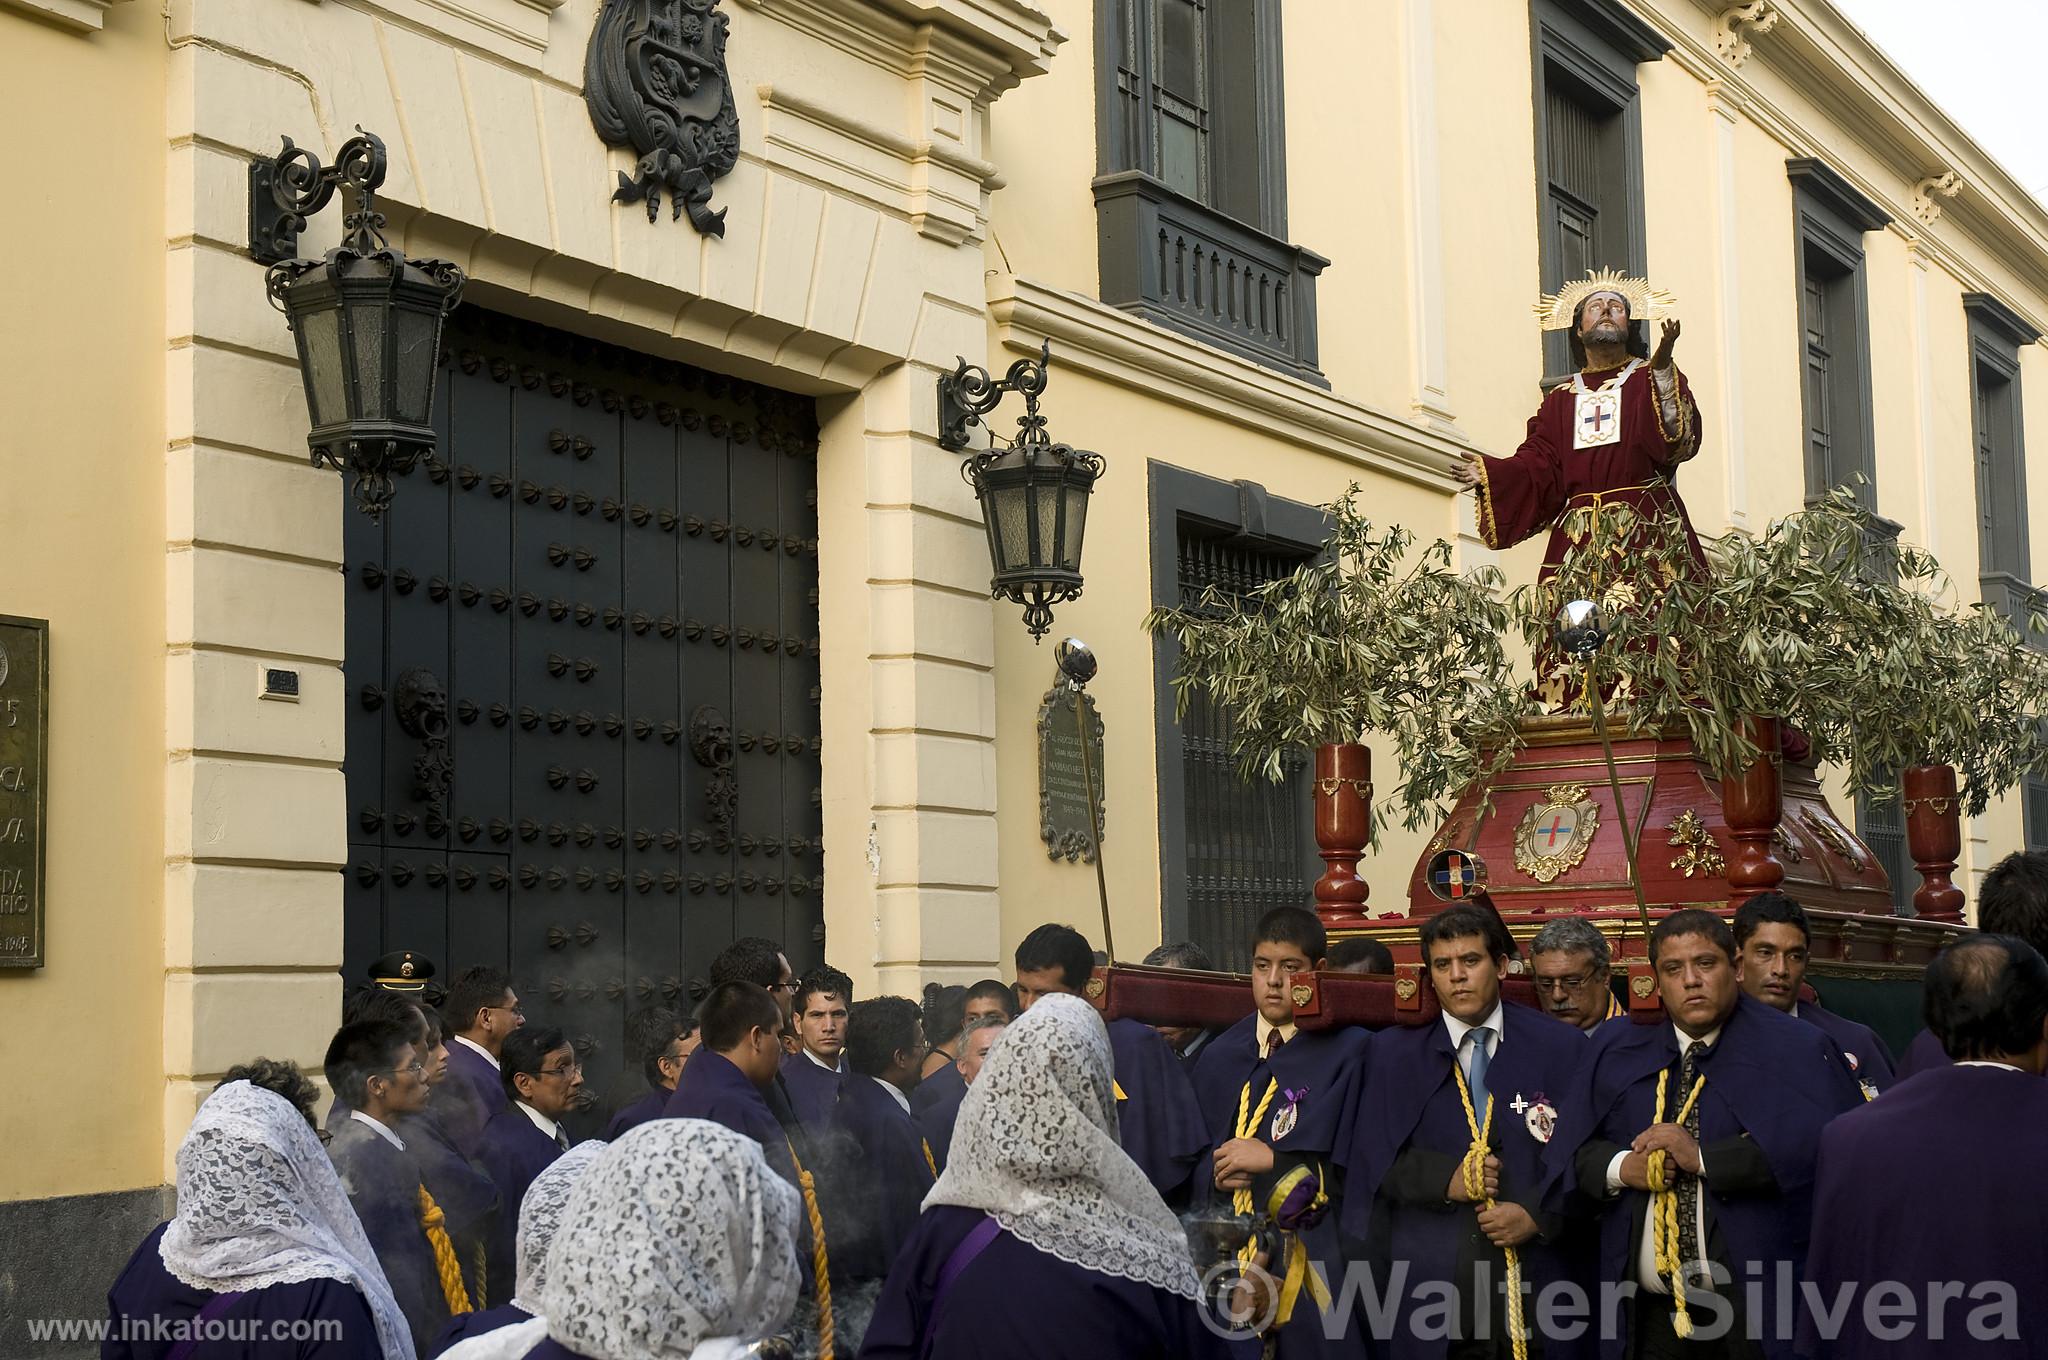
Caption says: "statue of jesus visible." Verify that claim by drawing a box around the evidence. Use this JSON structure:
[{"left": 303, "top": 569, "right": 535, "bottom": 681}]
[
  {"left": 1455, "top": 269, "right": 1704, "bottom": 560},
  {"left": 1453, "top": 269, "right": 1707, "bottom": 708}
]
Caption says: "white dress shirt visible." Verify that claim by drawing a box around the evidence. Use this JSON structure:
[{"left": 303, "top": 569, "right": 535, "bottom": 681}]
[
  {"left": 349, "top": 1109, "right": 406, "bottom": 1152},
  {"left": 1442, "top": 1002, "right": 1505, "bottom": 1071},
  {"left": 452, "top": 1034, "right": 500, "bottom": 1070},
  {"left": 803, "top": 1047, "right": 846, "bottom": 1074},
  {"left": 516, "top": 1099, "right": 564, "bottom": 1146},
  {"left": 1607, "top": 1023, "right": 1721, "bottom": 1292},
  {"left": 873, "top": 1075, "right": 912, "bottom": 1114}
]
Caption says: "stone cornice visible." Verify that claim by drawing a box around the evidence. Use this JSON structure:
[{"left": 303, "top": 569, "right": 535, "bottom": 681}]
[
  {"left": 735, "top": 0, "right": 1064, "bottom": 100},
  {"left": 987, "top": 275, "right": 1474, "bottom": 495},
  {"left": 3, "top": 0, "right": 129, "bottom": 32},
  {"left": 1645, "top": 0, "right": 2048, "bottom": 332}
]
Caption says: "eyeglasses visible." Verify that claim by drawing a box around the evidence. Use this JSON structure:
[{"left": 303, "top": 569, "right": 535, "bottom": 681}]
[
  {"left": 482, "top": 1002, "right": 525, "bottom": 1017},
  {"left": 538, "top": 1060, "right": 582, "bottom": 1079},
  {"left": 765, "top": 981, "right": 798, "bottom": 994},
  {"left": 1534, "top": 973, "right": 1596, "bottom": 993},
  {"left": 387, "top": 1060, "right": 426, "bottom": 1078},
  {"left": 316, "top": 1128, "right": 334, "bottom": 1146}
]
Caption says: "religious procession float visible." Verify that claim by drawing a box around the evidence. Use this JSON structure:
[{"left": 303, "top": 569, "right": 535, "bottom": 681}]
[{"left": 1083, "top": 268, "right": 2048, "bottom": 1056}]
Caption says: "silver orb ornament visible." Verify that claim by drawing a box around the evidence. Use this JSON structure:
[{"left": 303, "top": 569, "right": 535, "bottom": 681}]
[
  {"left": 1055, "top": 636, "right": 1098, "bottom": 686},
  {"left": 1555, "top": 599, "right": 1608, "bottom": 660}
]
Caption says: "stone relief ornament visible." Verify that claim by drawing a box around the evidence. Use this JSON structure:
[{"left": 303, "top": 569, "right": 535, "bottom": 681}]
[
  {"left": 585, "top": 0, "right": 742, "bottom": 236},
  {"left": 1513, "top": 783, "right": 1602, "bottom": 883}
]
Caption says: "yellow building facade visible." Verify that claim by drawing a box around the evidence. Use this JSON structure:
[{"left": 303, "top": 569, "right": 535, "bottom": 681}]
[{"left": 2, "top": 0, "right": 2044, "bottom": 1336}]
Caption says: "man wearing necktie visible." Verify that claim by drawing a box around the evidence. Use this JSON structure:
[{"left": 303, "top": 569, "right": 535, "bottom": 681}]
[
  {"left": 1190, "top": 906, "right": 1370, "bottom": 1358},
  {"left": 1546, "top": 910, "right": 1862, "bottom": 1360},
  {"left": 1342, "top": 904, "right": 1590, "bottom": 1358}
]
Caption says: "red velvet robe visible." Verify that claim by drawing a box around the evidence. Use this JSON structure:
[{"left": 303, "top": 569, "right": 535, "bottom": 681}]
[{"left": 1475, "top": 361, "right": 1705, "bottom": 708}]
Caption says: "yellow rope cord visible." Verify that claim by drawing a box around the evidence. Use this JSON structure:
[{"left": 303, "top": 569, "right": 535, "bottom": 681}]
[
  {"left": 1645, "top": 1068, "right": 1708, "bottom": 1337},
  {"left": 921, "top": 1138, "right": 938, "bottom": 1180},
  {"left": 1229, "top": 1078, "right": 1279, "bottom": 1223},
  {"left": 472, "top": 1242, "right": 487, "bottom": 1309},
  {"left": 416, "top": 1184, "right": 472, "bottom": 1315},
  {"left": 786, "top": 1140, "right": 834, "bottom": 1360},
  {"left": 1451, "top": 1064, "right": 1524, "bottom": 1360}
]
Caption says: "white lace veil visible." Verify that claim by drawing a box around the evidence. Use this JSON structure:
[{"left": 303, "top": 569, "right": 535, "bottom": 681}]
[
  {"left": 157, "top": 1080, "right": 417, "bottom": 1360},
  {"left": 925, "top": 992, "right": 1200, "bottom": 1300},
  {"left": 510, "top": 1138, "right": 607, "bottom": 1314},
  {"left": 537, "top": 1118, "right": 803, "bottom": 1359}
]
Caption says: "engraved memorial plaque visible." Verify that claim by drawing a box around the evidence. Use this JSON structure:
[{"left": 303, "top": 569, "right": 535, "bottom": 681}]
[
  {"left": 1037, "top": 678, "right": 1105, "bottom": 863},
  {"left": 0, "top": 616, "right": 48, "bottom": 968}
]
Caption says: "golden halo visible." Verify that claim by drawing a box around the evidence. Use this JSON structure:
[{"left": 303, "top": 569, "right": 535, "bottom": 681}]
[{"left": 1534, "top": 268, "right": 1678, "bottom": 332}]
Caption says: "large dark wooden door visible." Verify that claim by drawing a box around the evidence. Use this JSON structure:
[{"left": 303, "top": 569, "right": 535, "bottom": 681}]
[{"left": 343, "top": 308, "right": 823, "bottom": 1118}]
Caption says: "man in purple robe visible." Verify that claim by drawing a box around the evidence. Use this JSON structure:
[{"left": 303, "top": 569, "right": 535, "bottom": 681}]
[
  {"left": 1142, "top": 941, "right": 1230, "bottom": 1069},
  {"left": 918, "top": 1012, "right": 1005, "bottom": 1172},
  {"left": 829, "top": 994, "right": 938, "bottom": 1286},
  {"left": 1014, "top": 922, "right": 1210, "bottom": 1205},
  {"left": 1530, "top": 918, "right": 1626, "bottom": 1033},
  {"left": 664, "top": 981, "right": 799, "bottom": 1185},
  {"left": 323, "top": 1018, "right": 453, "bottom": 1353},
  {"left": 1732, "top": 894, "right": 1893, "bottom": 1097},
  {"left": 1191, "top": 906, "right": 1371, "bottom": 1359},
  {"left": 782, "top": 965, "right": 853, "bottom": 1135},
  {"left": 1801, "top": 934, "right": 2048, "bottom": 1358},
  {"left": 475, "top": 1026, "right": 580, "bottom": 1298},
  {"left": 438, "top": 965, "right": 524, "bottom": 1156},
  {"left": 1547, "top": 910, "right": 1863, "bottom": 1359},
  {"left": 1344, "top": 904, "right": 1591, "bottom": 1359},
  {"left": 1897, "top": 850, "right": 2048, "bottom": 1078},
  {"left": 600, "top": 1010, "right": 696, "bottom": 1141}
]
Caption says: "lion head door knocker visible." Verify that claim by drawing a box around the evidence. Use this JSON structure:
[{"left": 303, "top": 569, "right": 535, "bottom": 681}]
[
  {"left": 393, "top": 667, "right": 453, "bottom": 820},
  {"left": 690, "top": 704, "right": 737, "bottom": 844}
]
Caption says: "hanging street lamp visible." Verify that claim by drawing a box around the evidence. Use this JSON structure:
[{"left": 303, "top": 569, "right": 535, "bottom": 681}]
[
  {"left": 936, "top": 342, "right": 1103, "bottom": 642},
  {"left": 250, "top": 127, "right": 466, "bottom": 518}
]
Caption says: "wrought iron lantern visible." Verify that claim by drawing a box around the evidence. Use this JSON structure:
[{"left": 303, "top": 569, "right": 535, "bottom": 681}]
[
  {"left": 251, "top": 128, "right": 465, "bottom": 518},
  {"left": 937, "top": 343, "right": 1103, "bottom": 642}
]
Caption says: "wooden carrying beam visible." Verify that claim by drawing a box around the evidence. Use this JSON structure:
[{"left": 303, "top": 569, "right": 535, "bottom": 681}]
[{"left": 1087, "top": 963, "right": 1549, "bottom": 1031}]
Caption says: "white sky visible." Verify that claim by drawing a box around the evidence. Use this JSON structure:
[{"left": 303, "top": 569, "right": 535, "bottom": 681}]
[{"left": 1831, "top": 0, "right": 2048, "bottom": 208}]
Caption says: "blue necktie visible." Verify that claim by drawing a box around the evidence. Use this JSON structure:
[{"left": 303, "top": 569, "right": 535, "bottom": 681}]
[{"left": 1464, "top": 1029, "right": 1492, "bottom": 1127}]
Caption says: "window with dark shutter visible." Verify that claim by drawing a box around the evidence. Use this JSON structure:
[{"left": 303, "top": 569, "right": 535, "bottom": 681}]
[
  {"left": 1529, "top": 0, "right": 1666, "bottom": 384},
  {"left": 1174, "top": 526, "right": 1312, "bottom": 972},
  {"left": 1094, "top": 0, "right": 1327, "bottom": 384},
  {"left": 1148, "top": 465, "right": 1324, "bottom": 972},
  {"left": 1789, "top": 159, "right": 1887, "bottom": 506},
  {"left": 1964, "top": 292, "right": 2041, "bottom": 636},
  {"left": 1854, "top": 781, "right": 1911, "bottom": 915}
]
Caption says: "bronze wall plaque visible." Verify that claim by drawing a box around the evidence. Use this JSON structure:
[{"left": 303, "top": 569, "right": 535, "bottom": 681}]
[
  {"left": 0, "top": 616, "right": 48, "bottom": 968},
  {"left": 1037, "top": 679, "right": 1105, "bottom": 863}
]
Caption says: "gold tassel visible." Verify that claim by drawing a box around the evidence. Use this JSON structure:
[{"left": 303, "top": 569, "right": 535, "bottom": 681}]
[
  {"left": 1645, "top": 1068, "right": 1708, "bottom": 1338},
  {"left": 417, "top": 1184, "right": 472, "bottom": 1315},
  {"left": 787, "top": 1140, "right": 834, "bottom": 1360},
  {"left": 1451, "top": 1066, "right": 1525, "bottom": 1360}
]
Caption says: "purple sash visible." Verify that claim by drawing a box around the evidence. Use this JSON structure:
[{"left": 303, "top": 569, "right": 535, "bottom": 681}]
[
  {"left": 163, "top": 1289, "right": 246, "bottom": 1360},
  {"left": 920, "top": 1215, "right": 1002, "bottom": 1360}
]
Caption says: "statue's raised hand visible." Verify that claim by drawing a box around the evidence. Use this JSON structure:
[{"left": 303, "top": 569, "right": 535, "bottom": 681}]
[{"left": 1652, "top": 318, "right": 1681, "bottom": 370}]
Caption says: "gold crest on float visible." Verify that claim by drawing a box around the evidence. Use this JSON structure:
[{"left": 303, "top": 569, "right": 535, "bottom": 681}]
[{"left": 1513, "top": 783, "right": 1602, "bottom": 882}]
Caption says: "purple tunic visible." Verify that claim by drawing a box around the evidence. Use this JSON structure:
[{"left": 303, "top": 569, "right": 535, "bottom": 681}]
[
  {"left": 1800, "top": 1064, "right": 2048, "bottom": 1358},
  {"left": 1190, "top": 1014, "right": 1371, "bottom": 1360},
  {"left": 102, "top": 1223, "right": 383, "bottom": 1360},
  {"left": 1107, "top": 1017, "right": 1210, "bottom": 1205},
  {"left": 911, "top": 1064, "right": 967, "bottom": 1172},
  {"left": 664, "top": 1050, "right": 799, "bottom": 1186},
  {"left": 326, "top": 1117, "right": 449, "bottom": 1352},
  {"left": 474, "top": 1106, "right": 564, "bottom": 1305},
  {"left": 1544, "top": 994, "right": 1864, "bottom": 1360},
  {"left": 1893, "top": 1028, "right": 1948, "bottom": 1080},
  {"left": 830, "top": 1074, "right": 938, "bottom": 1281},
  {"left": 599, "top": 1087, "right": 669, "bottom": 1142},
  {"left": 426, "top": 1302, "right": 532, "bottom": 1358},
  {"left": 1343, "top": 1003, "right": 1593, "bottom": 1360},
  {"left": 440, "top": 1040, "right": 509, "bottom": 1156},
  {"left": 1797, "top": 1005, "right": 1896, "bottom": 1095},
  {"left": 780, "top": 1049, "right": 848, "bottom": 1135},
  {"left": 857, "top": 1204, "right": 1241, "bottom": 1360}
]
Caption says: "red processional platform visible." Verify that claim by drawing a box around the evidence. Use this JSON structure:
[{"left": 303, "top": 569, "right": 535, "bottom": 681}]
[{"left": 1085, "top": 716, "right": 1966, "bottom": 1033}]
